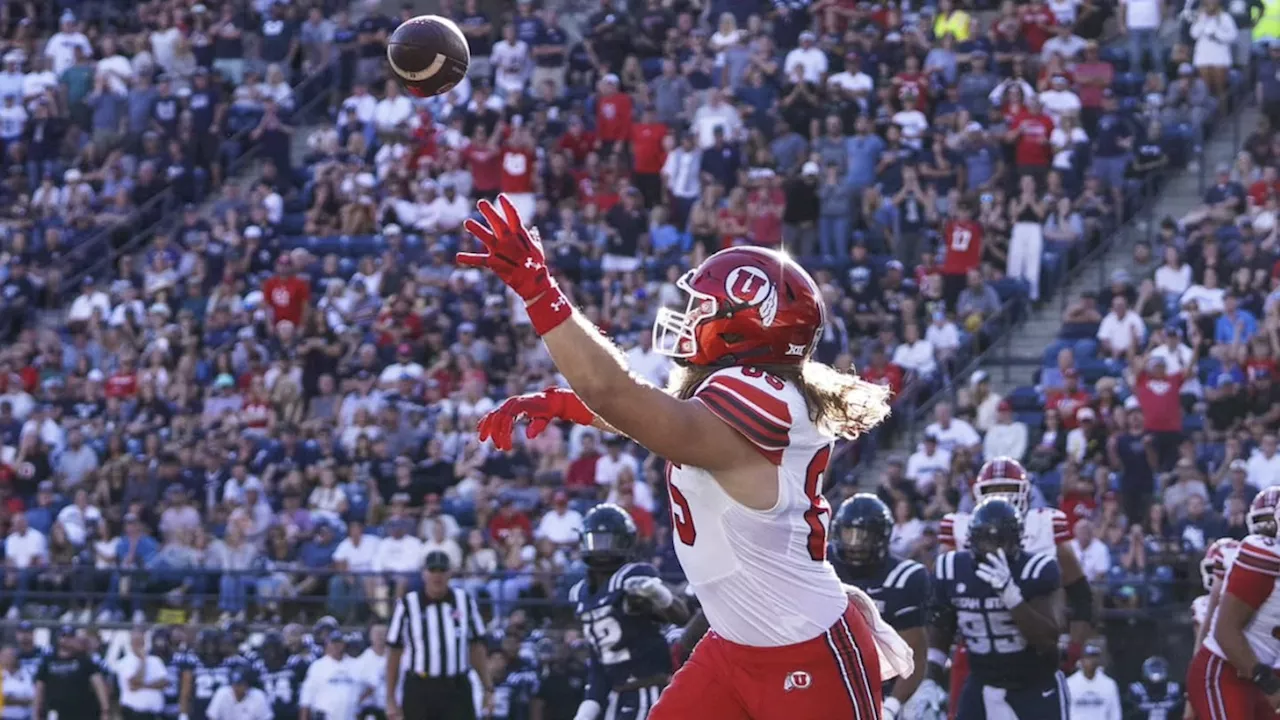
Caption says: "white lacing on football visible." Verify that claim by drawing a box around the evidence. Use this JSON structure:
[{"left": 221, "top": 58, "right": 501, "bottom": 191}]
[{"left": 388, "top": 49, "right": 447, "bottom": 82}]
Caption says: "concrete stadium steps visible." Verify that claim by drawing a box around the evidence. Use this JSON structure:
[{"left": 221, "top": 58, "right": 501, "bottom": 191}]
[{"left": 856, "top": 101, "right": 1262, "bottom": 484}]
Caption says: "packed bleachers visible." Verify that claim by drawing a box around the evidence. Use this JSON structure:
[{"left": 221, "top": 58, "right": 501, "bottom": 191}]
[{"left": 0, "top": 0, "right": 1268, "bottom": 714}]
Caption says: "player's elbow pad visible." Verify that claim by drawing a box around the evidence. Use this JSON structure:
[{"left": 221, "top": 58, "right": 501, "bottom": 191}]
[
  {"left": 1065, "top": 576, "right": 1094, "bottom": 624},
  {"left": 575, "top": 700, "right": 602, "bottom": 720}
]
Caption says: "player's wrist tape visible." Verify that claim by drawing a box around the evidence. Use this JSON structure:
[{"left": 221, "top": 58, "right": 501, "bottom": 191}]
[
  {"left": 526, "top": 285, "right": 573, "bottom": 335},
  {"left": 882, "top": 697, "right": 902, "bottom": 719},
  {"left": 1253, "top": 663, "right": 1280, "bottom": 694},
  {"left": 927, "top": 648, "right": 949, "bottom": 670},
  {"left": 998, "top": 581, "right": 1024, "bottom": 609}
]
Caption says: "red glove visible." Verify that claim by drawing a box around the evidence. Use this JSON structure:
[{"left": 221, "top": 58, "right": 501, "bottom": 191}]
[
  {"left": 476, "top": 387, "right": 596, "bottom": 452},
  {"left": 459, "top": 195, "right": 571, "bottom": 334},
  {"left": 459, "top": 195, "right": 555, "bottom": 301}
]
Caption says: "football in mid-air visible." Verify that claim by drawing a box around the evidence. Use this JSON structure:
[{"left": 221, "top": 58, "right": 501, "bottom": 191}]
[{"left": 386, "top": 15, "right": 470, "bottom": 98}]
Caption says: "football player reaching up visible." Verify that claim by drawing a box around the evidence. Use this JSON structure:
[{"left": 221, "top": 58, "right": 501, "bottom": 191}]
[
  {"left": 465, "top": 196, "right": 899, "bottom": 720},
  {"left": 571, "top": 504, "right": 688, "bottom": 720},
  {"left": 830, "top": 494, "right": 939, "bottom": 720},
  {"left": 938, "top": 457, "right": 1092, "bottom": 716},
  {"left": 930, "top": 498, "right": 1067, "bottom": 720}
]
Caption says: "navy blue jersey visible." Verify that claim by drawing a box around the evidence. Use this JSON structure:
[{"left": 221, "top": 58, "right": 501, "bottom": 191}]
[
  {"left": 177, "top": 652, "right": 230, "bottom": 720},
  {"left": 253, "top": 654, "right": 309, "bottom": 719},
  {"left": 157, "top": 654, "right": 182, "bottom": 716},
  {"left": 17, "top": 645, "right": 51, "bottom": 679},
  {"left": 933, "top": 550, "right": 1060, "bottom": 689},
  {"left": 570, "top": 562, "right": 674, "bottom": 701},
  {"left": 834, "top": 555, "right": 931, "bottom": 632},
  {"left": 1127, "top": 680, "right": 1184, "bottom": 719}
]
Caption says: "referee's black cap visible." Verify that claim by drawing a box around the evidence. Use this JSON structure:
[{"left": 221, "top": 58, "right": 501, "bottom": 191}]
[{"left": 425, "top": 550, "right": 452, "bottom": 572}]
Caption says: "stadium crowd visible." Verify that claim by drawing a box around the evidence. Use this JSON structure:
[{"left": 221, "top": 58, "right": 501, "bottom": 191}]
[{"left": 0, "top": 0, "right": 1268, "bottom": 714}]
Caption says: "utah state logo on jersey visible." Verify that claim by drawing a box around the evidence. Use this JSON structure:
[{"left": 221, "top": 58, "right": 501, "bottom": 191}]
[{"left": 933, "top": 548, "right": 1061, "bottom": 688}]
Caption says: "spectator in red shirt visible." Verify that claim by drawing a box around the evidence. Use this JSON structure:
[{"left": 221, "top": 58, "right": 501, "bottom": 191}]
[
  {"left": 630, "top": 107, "right": 668, "bottom": 206},
  {"left": 464, "top": 125, "right": 503, "bottom": 201},
  {"left": 262, "top": 256, "right": 311, "bottom": 328},
  {"left": 489, "top": 499, "right": 533, "bottom": 544},
  {"left": 595, "top": 73, "right": 633, "bottom": 151},
  {"left": 1133, "top": 354, "right": 1188, "bottom": 469},
  {"left": 557, "top": 115, "right": 597, "bottom": 165},
  {"left": 105, "top": 356, "right": 139, "bottom": 399},
  {"left": 861, "top": 345, "right": 905, "bottom": 397},
  {"left": 746, "top": 172, "right": 785, "bottom": 247},
  {"left": 500, "top": 126, "right": 538, "bottom": 219},
  {"left": 1007, "top": 97, "right": 1055, "bottom": 182},
  {"left": 940, "top": 201, "right": 983, "bottom": 308},
  {"left": 1019, "top": 0, "right": 1056, "bottom": 53},
  {"left": 1045, "top": 369, "right": 1091, "bottom": 430},
  {"left": 565, "top": 434, "right": 602, "bottom": 495}
]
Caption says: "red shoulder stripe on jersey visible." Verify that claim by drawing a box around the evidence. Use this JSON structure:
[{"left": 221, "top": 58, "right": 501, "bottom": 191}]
[
  {"left": 1226, "top": 558, "right": 1277, "bottom": 609},
  {"left": 696, "top": 386, "right": 790, "bottom": 447},
  {"left": 707, "top": 375, "right": 793, "bottom": 426},
  {"left": 1234, "top": 546, "right": 1280, "bottom": 576},
  {"left": 694, "top": 391, "right": 787, "bottom": 465}
]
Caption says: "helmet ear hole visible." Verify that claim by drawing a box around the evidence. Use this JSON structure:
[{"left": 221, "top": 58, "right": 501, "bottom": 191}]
[{"left": 720, "top": 332, "right": 744, "bottom": 344}]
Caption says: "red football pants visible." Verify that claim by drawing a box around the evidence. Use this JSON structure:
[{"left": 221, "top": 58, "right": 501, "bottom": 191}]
[
  {"left": 1186, "top": 646, "right": 1275, "bottom": 720},
  {"left": 649, "top": 599, "right": 883, "bottom": 720},
  {"left": 948, "top": 643, "right": 969, "bottom": 720}
]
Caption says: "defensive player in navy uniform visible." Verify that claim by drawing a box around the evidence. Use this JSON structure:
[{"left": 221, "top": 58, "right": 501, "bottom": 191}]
[
  {"left": 1125, "top": 656, "right": 1184, "bottom": 719},
  {"left": 929, "top": 498, "right": 1067, "bottom": 720},
  {"left": 831, "top": 494, "right": 934, "bottom": 720},
  {"left": 151, "top": 626, "right": 184, "bottom": 719},
  {"left": 253, "top": 630, "right": 308, "bottom": 720},
  {"left": 179, "top": 629, "right": 231, "bottom": 720},
  {"left": 570, "top": 504, "right": 689, "bottom": 720}
]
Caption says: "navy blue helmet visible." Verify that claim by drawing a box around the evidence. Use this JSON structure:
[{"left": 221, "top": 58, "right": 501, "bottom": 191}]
[
  {"left": 580, "top": 503, "right": 638, "bottom": 569},
  {"left": 831, "top": 493, "right": 893, "bottom": 568},
  {"left": 196, "top": 629, "right": 222, "bottom": 663},
  {"left": 1143, "top": 656, "right": 1170, "bottom": 685},
  {"left": 969, "top": 497, "right": 1023, "bottom": 561},
  {"left": 151, "top": 626, "right": 174, "bottom": 658},
  {"left": 259, "top": 631, "right": 288, "bottom": 669}
]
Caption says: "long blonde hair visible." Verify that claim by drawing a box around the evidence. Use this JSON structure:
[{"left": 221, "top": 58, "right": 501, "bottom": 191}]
[{"left": 668, "top": 361, "right": 892, "bottom": 440}]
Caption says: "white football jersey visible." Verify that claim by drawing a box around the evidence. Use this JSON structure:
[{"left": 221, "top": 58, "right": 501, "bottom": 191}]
[
  {"left": 1204, "top": 535, "right": 1280, "bottom": 666},
  {"left": 939, "top": 506, "right": 1071, "bottom": 555},
  {"left": 667, "top": 366, "right": 846, "bottom": 647}
]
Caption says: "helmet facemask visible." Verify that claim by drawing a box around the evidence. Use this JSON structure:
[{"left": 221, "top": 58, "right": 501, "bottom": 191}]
[
  {"left": 653, "top": 270, "right": 720, "bottom": 360},
  {"left": 973, "top": 481, "right": 1030, "bottom": 516},
  {"left": 835, "top": 526, "right": 887, "bottom": 568},
  {"left": 1249, "top": 509, "right": 1278, "bottom": 537}
]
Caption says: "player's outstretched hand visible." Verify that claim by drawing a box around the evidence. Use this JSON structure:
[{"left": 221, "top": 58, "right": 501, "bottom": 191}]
[
  {"left": 459, "top": 194, "right": 554, "bottom": 301},
  {"left": 623, "top": 576, "right": 675, "bottom": 609},
  {"left": 476, "top": 387, "right": 596, "bottom": 451},
  {"left": 975, "top": 549, "right": 1024, "bottom": 609}
]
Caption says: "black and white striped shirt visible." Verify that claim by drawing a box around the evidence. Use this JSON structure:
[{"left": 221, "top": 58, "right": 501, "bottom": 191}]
[{"left": 387, "top": 587, "right": 486, "bottom": 678}]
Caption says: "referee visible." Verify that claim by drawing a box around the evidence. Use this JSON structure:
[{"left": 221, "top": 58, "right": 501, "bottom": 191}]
[{"left": 386, "top": 550, "right": 495, "bottom": 720}]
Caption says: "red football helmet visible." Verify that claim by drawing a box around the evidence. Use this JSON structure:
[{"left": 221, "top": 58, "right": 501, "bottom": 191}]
[
  {"left": 973, "top": 457, "right": 1031, "bottom": 515},
  {"left": 652, "top": 247, "right": 826, "bottom": 366},
  {"left": 1249, "top": 486, "right": 1280, "bottom": 536},
  {"left": 1200, "top": 537, "right": 1240, "bottom": 591}
]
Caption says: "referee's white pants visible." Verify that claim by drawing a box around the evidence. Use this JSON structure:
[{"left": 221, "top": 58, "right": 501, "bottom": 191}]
[
  {"left": 1008, "top": 221, "right": 1044, "bottom": 301},
  {"left": 604, "top": 685, "right": 663, "bottom": 720}
]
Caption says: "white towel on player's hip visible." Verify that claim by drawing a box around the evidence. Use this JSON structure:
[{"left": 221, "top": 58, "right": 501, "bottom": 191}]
[{"left": 843, "top": 583, "right": 916, "bottom": 682}]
